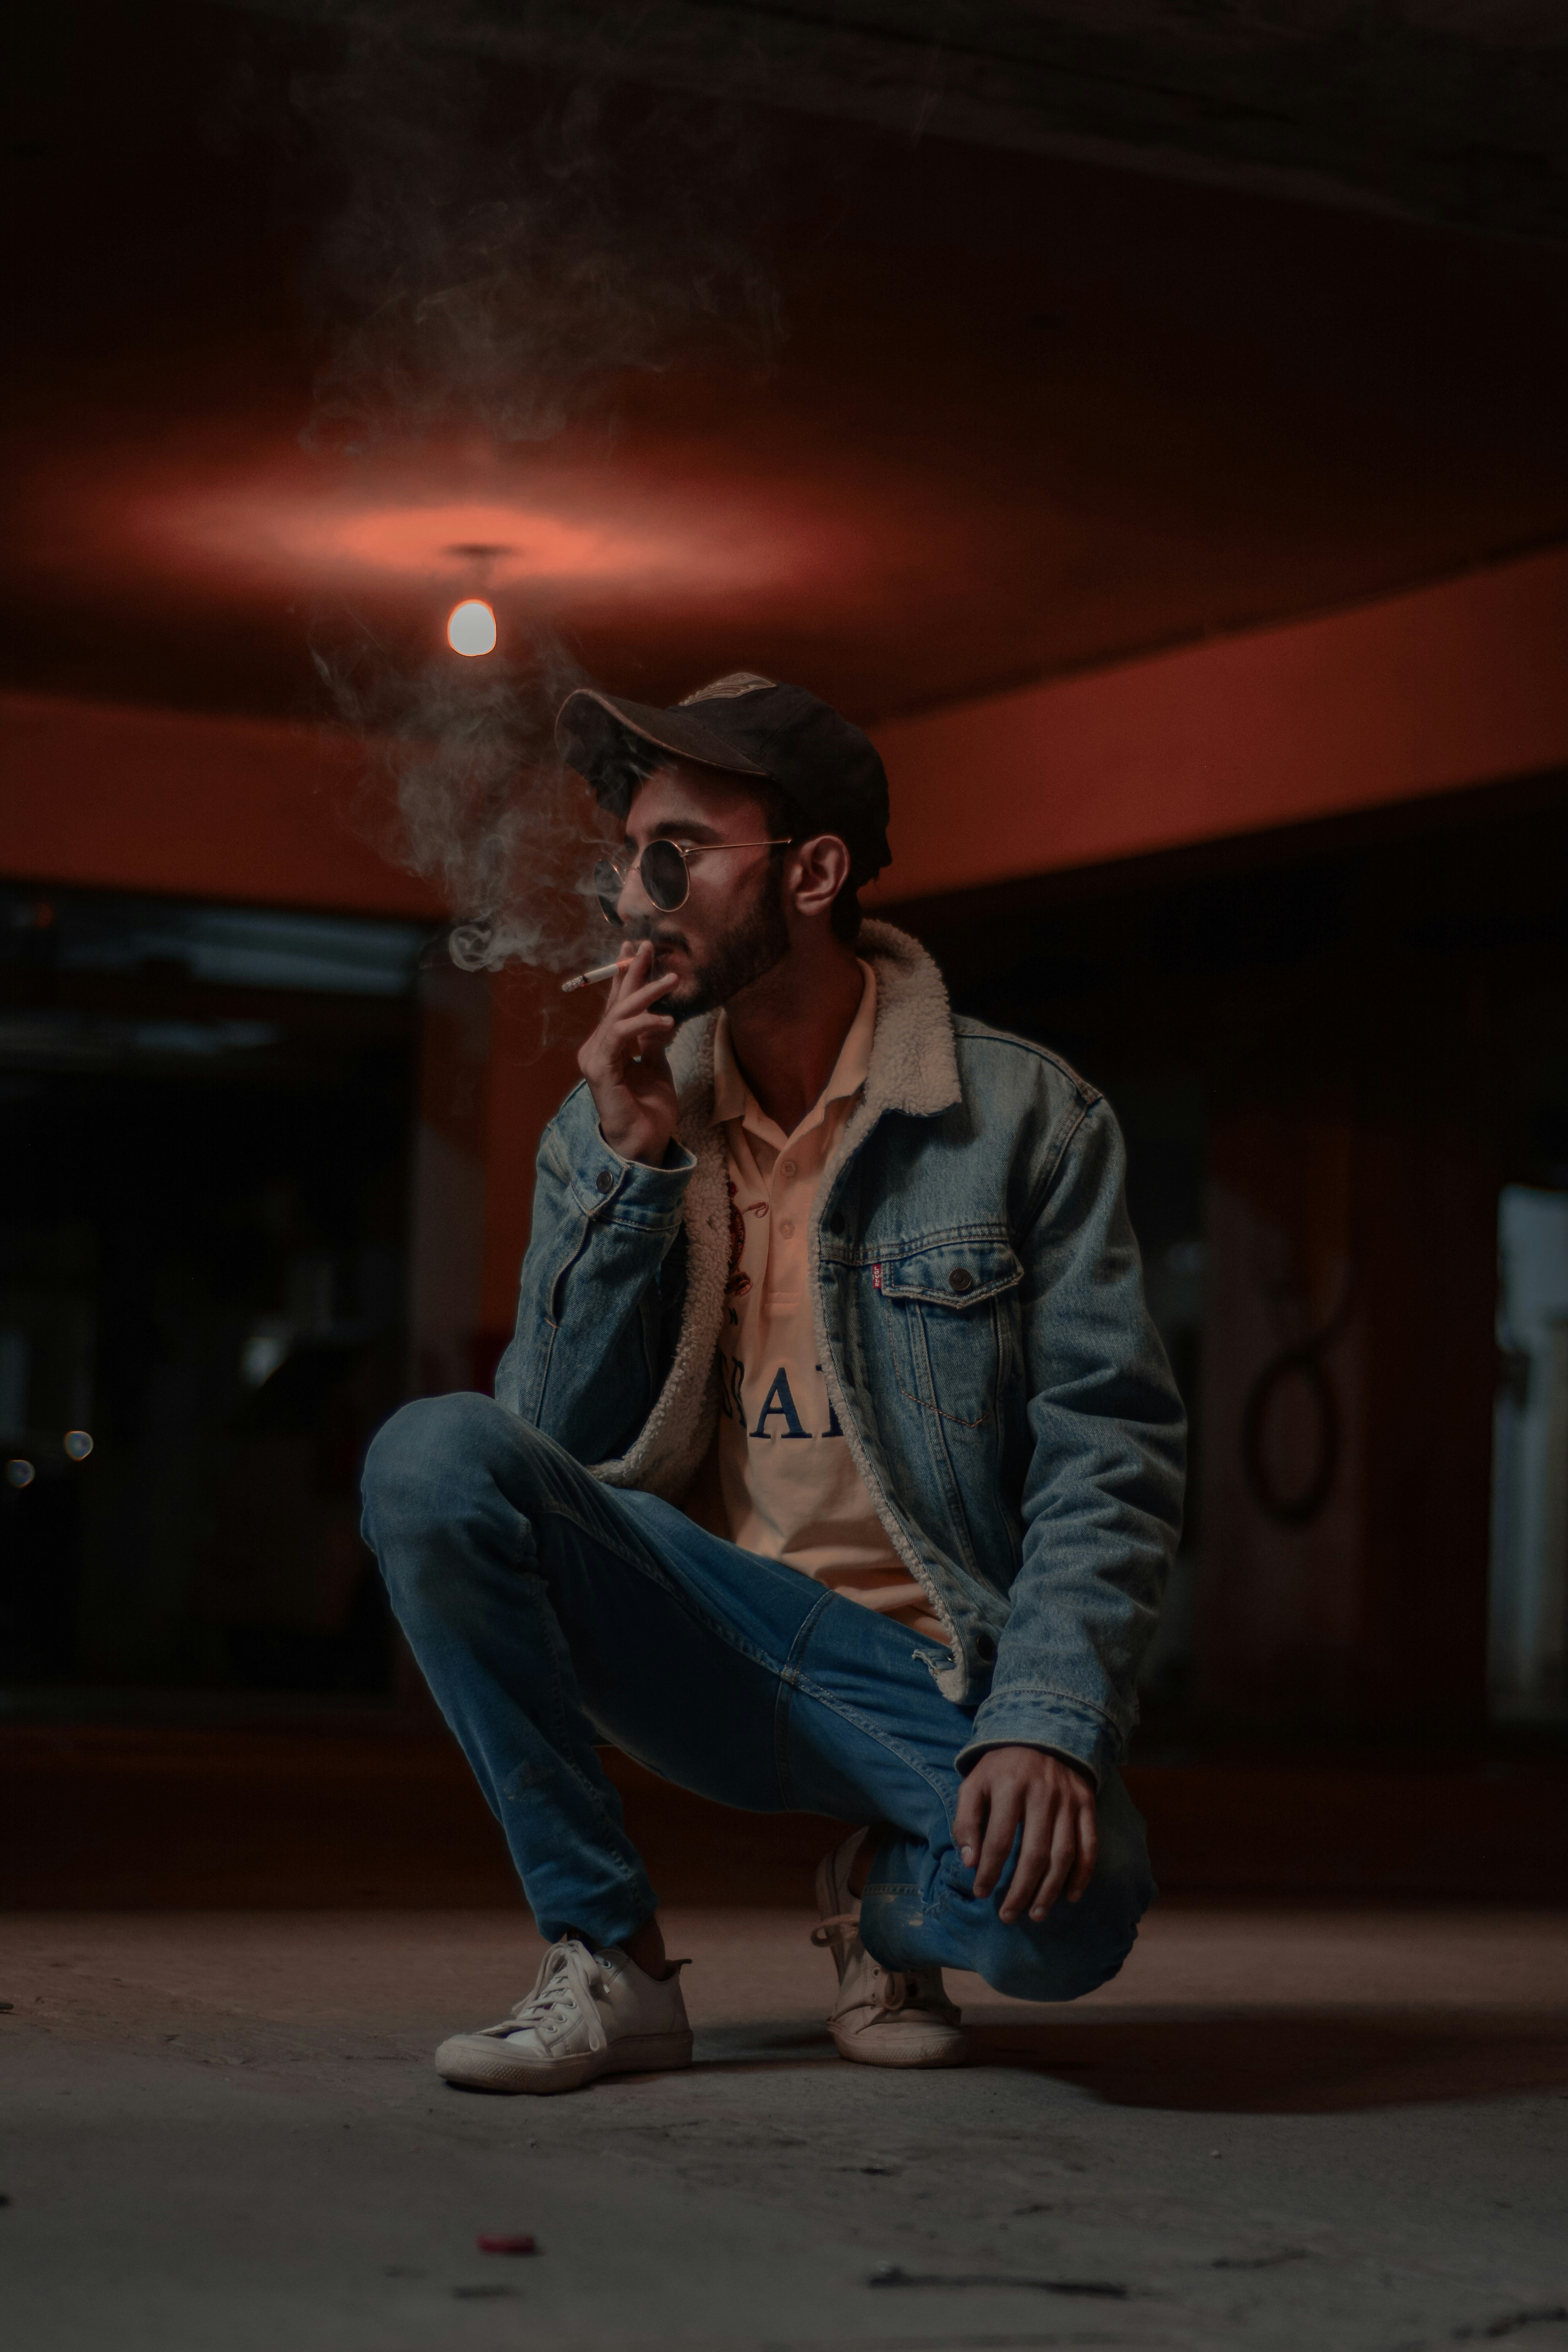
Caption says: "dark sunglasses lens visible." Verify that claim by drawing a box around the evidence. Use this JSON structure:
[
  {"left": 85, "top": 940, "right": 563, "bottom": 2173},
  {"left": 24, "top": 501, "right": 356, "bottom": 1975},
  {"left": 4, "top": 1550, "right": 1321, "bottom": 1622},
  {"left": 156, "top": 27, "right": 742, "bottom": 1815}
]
[
  {"left": 592, "top": 860, "right": 622, "bottom": 925},
  {"left": 641, "top": 840, "right": 688, "bottom": 911}
]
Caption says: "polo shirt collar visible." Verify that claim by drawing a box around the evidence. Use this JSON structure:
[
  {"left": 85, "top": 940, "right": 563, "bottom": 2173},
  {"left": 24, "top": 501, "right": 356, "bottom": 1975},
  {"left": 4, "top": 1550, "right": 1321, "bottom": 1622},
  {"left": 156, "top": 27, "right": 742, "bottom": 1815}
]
[{"left": 711, "top": 960, "right": 877, "bottom": 1142}]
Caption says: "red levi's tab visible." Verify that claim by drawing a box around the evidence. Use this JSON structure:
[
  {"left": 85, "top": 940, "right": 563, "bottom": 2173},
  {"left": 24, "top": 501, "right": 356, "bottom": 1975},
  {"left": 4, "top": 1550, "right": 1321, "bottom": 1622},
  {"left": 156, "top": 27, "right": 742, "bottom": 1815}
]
[{"left": 873, "top": 1263, "right": 882, "bottom": 1290}]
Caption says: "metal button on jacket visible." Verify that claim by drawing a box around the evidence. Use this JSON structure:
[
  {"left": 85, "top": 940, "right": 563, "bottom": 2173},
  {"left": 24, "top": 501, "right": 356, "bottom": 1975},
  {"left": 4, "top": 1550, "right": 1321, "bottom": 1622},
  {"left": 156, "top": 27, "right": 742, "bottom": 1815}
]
[
  {"left": 949, "top": 1267, "right": 975, "bottom": 1294},
  {"left": 595, "top": 1171, "right": 614, "bottom": 1193}
]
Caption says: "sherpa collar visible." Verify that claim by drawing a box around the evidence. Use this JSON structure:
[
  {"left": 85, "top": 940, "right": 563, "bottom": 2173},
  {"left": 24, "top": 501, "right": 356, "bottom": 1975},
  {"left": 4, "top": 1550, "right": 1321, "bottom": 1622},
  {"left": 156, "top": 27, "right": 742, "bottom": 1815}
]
[{"left": 666, "top": 919, "right": 960, "bottom": 1130}]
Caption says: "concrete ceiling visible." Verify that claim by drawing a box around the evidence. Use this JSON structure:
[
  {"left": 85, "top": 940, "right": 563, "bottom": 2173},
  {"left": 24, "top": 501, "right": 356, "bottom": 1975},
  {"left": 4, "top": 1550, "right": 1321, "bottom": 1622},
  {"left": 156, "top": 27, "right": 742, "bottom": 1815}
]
[
  {"left": 230, "top": 0, "right": 1568, "bottom": 242},
  {"left": 5, "top": 0, "right": 1567, "bottom": 733}
]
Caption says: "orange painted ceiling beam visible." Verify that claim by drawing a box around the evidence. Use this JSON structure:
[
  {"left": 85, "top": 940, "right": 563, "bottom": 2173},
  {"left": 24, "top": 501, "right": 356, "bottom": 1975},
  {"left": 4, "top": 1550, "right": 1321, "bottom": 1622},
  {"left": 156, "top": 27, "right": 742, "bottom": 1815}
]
[
  {"left": 866, "top": 544, "right": 1568, "bottom": 912},
  {"left": 0, "top": 692, "right": 441, "bottom": 919}
]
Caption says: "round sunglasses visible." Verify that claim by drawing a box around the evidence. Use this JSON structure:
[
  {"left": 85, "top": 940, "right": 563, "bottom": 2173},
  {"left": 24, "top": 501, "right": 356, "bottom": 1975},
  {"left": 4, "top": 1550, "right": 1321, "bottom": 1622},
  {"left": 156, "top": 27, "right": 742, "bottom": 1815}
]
[{"left": 592, "top": 837, "right": 793, "bottom": 925}]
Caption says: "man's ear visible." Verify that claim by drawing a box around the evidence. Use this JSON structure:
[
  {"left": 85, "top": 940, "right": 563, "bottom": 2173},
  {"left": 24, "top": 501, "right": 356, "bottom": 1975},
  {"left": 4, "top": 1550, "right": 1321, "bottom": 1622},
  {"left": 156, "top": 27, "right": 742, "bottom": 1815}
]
[{"left": 788, "top": 833, "right": 851, "bottom": 920}]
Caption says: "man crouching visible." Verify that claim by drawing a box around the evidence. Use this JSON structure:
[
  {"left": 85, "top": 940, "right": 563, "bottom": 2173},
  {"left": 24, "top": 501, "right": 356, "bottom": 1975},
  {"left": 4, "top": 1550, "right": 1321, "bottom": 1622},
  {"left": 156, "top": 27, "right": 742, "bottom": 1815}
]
[{"left": 361, "top": 671, "right": 1185, "bottom": 2092}]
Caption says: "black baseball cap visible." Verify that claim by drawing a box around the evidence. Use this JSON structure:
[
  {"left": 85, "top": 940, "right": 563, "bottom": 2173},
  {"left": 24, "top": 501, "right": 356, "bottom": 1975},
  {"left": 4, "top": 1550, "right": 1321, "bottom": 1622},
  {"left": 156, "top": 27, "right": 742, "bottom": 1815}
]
[{"left": 555, "top": 671, "right": 892, "bottom": 887}]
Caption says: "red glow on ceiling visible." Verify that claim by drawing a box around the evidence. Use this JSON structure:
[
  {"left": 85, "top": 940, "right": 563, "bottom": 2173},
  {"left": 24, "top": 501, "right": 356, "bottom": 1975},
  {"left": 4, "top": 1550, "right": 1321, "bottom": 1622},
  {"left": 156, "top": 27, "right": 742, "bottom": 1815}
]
[
  {"left": 289, "top": 498, "right": 662, "bottom": 584},
  {"left": 130, "top": 478, "right": 837, "bottom": 603}
]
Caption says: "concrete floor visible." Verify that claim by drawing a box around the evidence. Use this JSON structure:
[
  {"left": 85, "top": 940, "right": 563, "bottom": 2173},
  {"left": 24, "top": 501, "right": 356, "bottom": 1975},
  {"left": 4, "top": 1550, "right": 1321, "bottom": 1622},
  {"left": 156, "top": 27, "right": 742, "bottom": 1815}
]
[{"left": 4, "top": 1904, "right": 1566, "bottom": 2351}]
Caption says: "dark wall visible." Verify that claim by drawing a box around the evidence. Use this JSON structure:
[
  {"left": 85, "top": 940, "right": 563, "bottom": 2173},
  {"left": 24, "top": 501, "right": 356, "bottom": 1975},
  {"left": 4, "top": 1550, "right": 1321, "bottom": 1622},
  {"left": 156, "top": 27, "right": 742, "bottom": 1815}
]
[{"left": 0, "top": 890, "right": 423, "bottom": 1697}]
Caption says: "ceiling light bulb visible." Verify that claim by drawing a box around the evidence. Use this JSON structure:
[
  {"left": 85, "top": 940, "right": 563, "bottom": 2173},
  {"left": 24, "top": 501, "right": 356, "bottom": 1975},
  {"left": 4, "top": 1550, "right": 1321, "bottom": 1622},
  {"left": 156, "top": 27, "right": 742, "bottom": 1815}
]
[{"left": 447, "top": 599, "right": 497, "bottom": 657}]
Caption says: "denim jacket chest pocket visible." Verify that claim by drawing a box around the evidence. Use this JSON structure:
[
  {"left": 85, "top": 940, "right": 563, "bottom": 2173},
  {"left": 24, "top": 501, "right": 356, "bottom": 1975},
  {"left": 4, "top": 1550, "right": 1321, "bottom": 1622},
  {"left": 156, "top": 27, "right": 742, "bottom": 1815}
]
[{"left": 875, "top": 1231, "right": 1024, "bottom": 1430}]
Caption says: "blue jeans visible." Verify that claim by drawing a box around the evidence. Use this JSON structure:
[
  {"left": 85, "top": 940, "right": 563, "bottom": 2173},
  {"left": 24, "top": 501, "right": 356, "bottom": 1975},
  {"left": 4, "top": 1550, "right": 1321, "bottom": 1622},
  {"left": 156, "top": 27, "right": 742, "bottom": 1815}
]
[{"left": 361, "top": 1392, "right": 1154, "bottom": 2002}]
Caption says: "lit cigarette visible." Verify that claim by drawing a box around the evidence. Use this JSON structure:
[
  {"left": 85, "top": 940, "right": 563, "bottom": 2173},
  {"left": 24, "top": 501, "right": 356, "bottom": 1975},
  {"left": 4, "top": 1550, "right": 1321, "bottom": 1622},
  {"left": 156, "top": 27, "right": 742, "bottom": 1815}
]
[{"left": 560, "top": 958, "right": 630, "bottom": 994}]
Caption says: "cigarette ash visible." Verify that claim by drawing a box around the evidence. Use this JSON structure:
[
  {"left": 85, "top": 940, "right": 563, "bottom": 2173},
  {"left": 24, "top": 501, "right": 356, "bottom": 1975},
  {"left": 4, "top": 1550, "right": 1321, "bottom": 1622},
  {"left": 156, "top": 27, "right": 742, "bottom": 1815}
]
[{"left": 239, "top": 18, "right": 783, "bottom": 982}]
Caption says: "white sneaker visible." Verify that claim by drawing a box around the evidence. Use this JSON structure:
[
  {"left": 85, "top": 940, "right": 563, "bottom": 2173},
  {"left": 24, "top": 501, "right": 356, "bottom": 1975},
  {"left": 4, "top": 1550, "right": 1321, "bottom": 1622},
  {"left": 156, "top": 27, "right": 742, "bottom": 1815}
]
[
  {"left": 811, "top": 1830, "right": 969, "bottom": 2069},
  {"left": 435, "top": 1936, "right": 693, "bottom": 2096}
]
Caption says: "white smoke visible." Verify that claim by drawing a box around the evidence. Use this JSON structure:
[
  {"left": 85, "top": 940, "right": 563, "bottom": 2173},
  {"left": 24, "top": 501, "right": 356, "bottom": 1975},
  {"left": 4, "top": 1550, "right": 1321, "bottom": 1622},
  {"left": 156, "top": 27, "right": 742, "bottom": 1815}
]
[
  {"left": 295, "top": 29, "right": 780, "bottom": 459},
  {"left": 265, "top": 16, "right": 782, "bottom": 970},
  {"left": 312, "top": 614, "right": 598, "bottom": 973}
]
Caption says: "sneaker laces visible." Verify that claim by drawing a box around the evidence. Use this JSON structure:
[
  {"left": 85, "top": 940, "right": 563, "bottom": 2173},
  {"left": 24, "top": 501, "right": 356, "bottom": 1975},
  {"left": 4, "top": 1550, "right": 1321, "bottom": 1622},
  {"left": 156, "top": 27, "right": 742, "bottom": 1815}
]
[
  {"left": 503, "top": 1938, "right": 609, "bottom": 2054},
  {"left": 811, "top": 1916, "right": 944, "bottom": 2023},
  {"left": 872, "top": 1967, "right": 914, "bottom": 2014},
  {"left": 810, "top": 1913, "right": 861, "bottom": 1967}
]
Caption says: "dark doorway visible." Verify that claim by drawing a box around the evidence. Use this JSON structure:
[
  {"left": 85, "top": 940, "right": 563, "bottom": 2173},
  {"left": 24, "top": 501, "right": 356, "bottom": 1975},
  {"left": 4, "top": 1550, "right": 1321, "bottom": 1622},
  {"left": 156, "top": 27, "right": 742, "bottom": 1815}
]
[{"left": 0, "top": 889, "right": 428, "bottom": 1701}]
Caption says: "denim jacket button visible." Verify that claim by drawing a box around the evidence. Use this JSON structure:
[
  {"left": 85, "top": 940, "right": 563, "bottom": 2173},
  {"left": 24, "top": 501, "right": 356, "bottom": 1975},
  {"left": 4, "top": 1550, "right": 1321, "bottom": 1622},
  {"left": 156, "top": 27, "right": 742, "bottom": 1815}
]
[
  {"left": 973, "top": 1631, "right": 996, "bottom": 1663},
  {"left": 829, "top": 1212, "right": 845, "bottom": 1235},
  {"left": 595, "top": 1171, "right": 614, "bottom": 1194},
  {"left": 949, "top": 1267, "right": 975, "bottom": 1294}
]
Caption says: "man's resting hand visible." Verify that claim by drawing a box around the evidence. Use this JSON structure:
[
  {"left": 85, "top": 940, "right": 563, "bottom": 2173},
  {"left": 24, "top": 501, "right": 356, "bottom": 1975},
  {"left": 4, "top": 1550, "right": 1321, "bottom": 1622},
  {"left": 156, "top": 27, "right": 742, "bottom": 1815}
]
[{"left": 955, "top": 1744, "right": 1098, "bottom": 1924}]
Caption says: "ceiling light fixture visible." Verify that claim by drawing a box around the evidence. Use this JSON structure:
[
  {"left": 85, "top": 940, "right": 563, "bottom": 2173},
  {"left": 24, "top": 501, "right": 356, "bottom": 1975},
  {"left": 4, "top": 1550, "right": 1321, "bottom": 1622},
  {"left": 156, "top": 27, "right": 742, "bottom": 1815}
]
[{"left": 447, "top": 597, "right": 497, "bottom": 657}]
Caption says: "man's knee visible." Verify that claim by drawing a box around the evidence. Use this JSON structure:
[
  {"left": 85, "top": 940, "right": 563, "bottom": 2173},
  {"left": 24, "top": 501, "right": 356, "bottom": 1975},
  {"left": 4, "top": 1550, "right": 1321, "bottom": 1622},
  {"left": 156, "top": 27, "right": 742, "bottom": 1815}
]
[
  {"left": 982, "top": 1904, "right": 1139, "bottom": 2004},
  {"left": 975, "top": 1837, "right": 1154, "bottom": 2004},
  {"left": 361, "top": 1390, "right": 538, "bottom": 1582},
  {"left": 364, "top": 1388, "right": 503, "bottom": 1501}
]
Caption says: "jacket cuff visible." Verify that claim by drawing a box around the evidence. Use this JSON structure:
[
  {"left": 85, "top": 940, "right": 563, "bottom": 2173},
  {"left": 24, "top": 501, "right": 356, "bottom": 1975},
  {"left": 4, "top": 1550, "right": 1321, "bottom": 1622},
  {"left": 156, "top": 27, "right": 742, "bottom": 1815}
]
[
  {"left": 955, "top": 1694, "right": 1120, "bottom": 1789},
  {"left": 566, "top": 1126, "right": 696, "bottom": 1227}
]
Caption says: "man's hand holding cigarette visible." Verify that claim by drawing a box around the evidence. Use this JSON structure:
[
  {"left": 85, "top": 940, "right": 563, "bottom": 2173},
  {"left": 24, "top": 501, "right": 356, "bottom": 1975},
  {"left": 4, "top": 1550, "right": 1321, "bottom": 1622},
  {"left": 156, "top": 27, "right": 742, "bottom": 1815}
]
[{"left": 575, "top": 939, "right": 681, "bottom": 1168}]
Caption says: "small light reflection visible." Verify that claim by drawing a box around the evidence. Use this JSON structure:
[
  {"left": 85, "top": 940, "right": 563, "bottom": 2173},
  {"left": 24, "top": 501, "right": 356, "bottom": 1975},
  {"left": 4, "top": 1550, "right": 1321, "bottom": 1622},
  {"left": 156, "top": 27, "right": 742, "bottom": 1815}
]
[
  {"left": 448, "top": 599, "right": 497, "bottom": 657},
  {"left": 5, "top": 1459, "right": 34, "bottom": 1488},
  {"left": 64, "top": 1430, "right": 94, "bottom": 1461},
  {"left": 241, "top": 1329, "right": 290, "bottom": 1389}
]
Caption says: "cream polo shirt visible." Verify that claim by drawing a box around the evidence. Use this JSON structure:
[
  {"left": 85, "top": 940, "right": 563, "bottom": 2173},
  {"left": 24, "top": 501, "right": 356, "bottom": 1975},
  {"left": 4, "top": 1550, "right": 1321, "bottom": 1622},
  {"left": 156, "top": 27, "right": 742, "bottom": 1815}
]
[{"left": 689, "top": 962, "right": 944, "bottom": 1642}]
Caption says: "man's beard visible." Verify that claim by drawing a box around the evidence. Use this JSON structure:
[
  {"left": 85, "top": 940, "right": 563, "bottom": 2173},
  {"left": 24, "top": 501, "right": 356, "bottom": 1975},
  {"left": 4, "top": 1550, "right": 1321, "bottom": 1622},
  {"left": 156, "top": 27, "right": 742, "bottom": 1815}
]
[{"left": 628, "top": 866, "right": 789, "bottom": 1023}]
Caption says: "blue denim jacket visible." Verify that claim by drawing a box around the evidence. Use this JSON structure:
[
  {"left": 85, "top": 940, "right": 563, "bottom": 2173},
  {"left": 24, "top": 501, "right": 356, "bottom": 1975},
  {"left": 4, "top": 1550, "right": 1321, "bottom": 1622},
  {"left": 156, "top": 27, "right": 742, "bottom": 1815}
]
[{"left": 495, "top": 922, "right": 1185, "bottom": 1785}]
